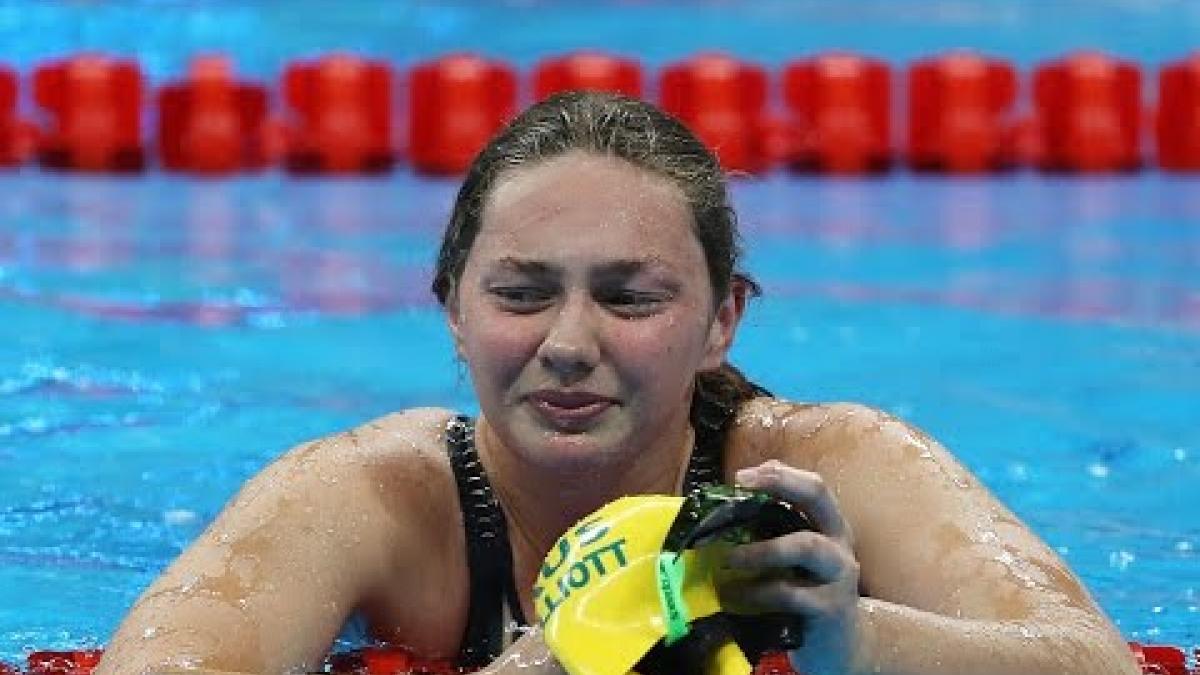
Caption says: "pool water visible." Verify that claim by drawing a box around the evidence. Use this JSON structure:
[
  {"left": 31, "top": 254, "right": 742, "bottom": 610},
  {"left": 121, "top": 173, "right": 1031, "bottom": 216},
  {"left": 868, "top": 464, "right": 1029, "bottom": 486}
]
[{"left": 1, "top": 170, "right": 1197, "bottom": 663}]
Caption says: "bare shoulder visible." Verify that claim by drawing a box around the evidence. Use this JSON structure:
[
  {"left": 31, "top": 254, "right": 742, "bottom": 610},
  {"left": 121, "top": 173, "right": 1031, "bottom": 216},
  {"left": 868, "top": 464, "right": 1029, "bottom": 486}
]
[
  {"left": 287, "top": 406, "right": 456, "bottom": 474},
  {"left": 727, "top": 398, "right": 953, "bottom": 473},
  {"left": 725, "top": 398, "right": 880, "bottom": 473},
  {"left": 732, "top": 399, "right": 1115, "bottom": 628},
  {"left": 96, "top": 407, "right": 462, "bottom": 674},
  {"left": 205, "top": 407, "right": 459, "bottom": 542}
]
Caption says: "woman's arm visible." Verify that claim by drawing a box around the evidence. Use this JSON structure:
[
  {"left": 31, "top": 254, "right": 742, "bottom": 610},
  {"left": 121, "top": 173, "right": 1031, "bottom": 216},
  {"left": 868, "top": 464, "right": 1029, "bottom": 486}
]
[
  {"left": 850, "top": 595, "right": 1139, "bottom": 675},
  {"left": 475, "top": 628, "right": 567, "bottom": 675},
  {"left": 729, "top": 401, "right": 1140, "bottom": 675},
  {"left": 94, "top": 410, "right": 444, "bottom": 675}
]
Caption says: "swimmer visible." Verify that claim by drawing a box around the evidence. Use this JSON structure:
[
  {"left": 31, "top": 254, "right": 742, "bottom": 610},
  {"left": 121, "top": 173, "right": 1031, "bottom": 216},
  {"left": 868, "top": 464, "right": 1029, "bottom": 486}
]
[{"left": 95, "top": 91, "right": 1140, "bottom": 675}]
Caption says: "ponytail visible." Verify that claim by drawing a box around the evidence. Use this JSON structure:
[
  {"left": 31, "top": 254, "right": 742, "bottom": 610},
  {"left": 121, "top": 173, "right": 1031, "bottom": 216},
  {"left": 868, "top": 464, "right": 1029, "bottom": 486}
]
[{"left": 690, "top": 363, "right": 770, "bottom": 437}]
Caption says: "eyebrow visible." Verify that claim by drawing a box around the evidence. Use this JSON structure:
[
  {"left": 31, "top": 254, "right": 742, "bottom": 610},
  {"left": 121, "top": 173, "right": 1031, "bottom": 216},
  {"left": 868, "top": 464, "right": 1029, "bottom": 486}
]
[{"left": 490, "top": 257, "right": 674, "bottom": 279}]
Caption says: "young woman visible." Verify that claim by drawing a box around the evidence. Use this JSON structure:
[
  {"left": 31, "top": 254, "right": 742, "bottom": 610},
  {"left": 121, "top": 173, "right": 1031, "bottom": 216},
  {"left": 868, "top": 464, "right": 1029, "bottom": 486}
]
[{"left": 96, "top": 92, "right": 1139, "bottom": 675}]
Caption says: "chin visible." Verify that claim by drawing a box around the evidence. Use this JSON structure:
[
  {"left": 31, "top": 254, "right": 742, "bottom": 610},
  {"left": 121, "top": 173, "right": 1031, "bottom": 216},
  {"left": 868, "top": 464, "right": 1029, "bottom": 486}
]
[{"left": 512, "top": 408, "right": 634, "bottom": 469}]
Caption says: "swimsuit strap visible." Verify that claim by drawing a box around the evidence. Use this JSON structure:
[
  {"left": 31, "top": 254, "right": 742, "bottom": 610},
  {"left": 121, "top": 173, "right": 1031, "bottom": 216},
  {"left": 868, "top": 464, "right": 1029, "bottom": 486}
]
[
  {"left": 685, "top": 381, "right": 774, "bottom": 495},
  {"left": 447, "top": 384, "right": 772, "bottom": 668},
  {"left": 445, "top": 415, "right": 526, "bottom": 669}
]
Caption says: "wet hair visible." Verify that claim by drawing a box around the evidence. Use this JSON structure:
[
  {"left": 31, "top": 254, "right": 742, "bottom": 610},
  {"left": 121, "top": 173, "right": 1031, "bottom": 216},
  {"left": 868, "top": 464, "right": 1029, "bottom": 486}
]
[{"left": 431, "top": 90, "right": 767, "bottom": 437}]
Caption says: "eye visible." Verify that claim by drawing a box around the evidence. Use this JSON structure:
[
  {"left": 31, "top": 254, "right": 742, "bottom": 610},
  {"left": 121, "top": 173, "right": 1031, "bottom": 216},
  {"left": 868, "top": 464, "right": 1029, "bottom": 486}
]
[
  {"left": 489, "top": 286, "right": 555, "bottom": 312},
  {"left": 597, "top": 289, "right": 668, "bottom": 316}
]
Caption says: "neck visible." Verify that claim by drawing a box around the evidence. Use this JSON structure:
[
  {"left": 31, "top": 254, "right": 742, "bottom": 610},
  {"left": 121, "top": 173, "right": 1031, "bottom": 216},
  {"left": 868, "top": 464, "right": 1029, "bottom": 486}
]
[{"left": 475, "top": 413, "right": 695, "bottom": 563}]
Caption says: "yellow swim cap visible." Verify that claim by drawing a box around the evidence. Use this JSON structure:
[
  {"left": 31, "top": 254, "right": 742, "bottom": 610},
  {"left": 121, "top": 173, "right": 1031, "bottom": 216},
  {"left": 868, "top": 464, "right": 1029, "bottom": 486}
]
[{"left": 535, "top": 486, "right": 812, "bottom": 675}]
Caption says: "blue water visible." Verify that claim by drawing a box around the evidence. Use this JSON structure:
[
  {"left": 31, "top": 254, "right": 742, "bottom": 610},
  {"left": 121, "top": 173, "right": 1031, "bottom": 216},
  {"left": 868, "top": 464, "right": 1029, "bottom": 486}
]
[
  {"left": 2, "top": 0, "right": 1200, "bottom": 666},
  {"left": 1, "top": 170, "right": 1198, "bottom": 664}
]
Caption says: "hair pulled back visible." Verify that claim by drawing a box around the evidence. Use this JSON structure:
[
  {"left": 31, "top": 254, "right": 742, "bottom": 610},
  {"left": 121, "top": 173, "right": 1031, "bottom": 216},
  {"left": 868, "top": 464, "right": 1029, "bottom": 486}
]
[{"left": 431, "top": 90, "right": 767, "bottom": 436}]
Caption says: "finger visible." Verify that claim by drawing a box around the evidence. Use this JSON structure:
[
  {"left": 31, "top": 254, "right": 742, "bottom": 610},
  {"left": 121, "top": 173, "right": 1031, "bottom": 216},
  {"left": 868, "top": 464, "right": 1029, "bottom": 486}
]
[
  {"left": 735, "top": 461, "right": 852, "bottom": 544},
  {"left": 719, "top": 577, "right": 828, "bottom": 617},
  {"left": 726, "top": 530, "right": 854, "bottom": 584}
]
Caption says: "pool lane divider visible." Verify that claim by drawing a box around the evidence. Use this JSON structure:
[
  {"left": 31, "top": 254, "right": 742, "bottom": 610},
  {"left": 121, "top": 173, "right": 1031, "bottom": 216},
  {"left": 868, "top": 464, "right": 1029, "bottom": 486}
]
[
  {"left": 2, "top": 642, "right": 1197, "bottom": 674},
  {"left": 3, "top": 50, "right": 1200, "bottom": 176}
]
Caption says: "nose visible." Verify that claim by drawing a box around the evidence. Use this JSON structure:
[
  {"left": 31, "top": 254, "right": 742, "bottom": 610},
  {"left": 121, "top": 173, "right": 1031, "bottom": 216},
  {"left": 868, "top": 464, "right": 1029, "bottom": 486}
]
[{"left": 536, "top": 291, "right": 601, "bottom": 383}]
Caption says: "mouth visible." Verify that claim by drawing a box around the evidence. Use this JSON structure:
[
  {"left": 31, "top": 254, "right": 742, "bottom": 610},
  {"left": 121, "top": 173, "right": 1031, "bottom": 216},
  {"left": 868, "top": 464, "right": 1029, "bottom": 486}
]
[{"left": 527, "top": 390, "right": 617, "bottom": 427}]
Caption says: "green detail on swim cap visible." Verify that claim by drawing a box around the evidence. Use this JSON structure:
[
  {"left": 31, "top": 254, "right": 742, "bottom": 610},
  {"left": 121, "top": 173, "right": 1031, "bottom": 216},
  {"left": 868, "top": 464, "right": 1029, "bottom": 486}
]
[{"left": 655, "top": 551, "right": 691, "bottom": 645}]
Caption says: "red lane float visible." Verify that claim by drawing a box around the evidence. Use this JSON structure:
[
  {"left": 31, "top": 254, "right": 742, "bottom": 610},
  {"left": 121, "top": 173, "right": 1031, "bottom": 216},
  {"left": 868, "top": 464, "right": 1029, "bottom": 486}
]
[
  {"left": 660, "top": 52, "right": 772, "bottom": 173},
  {"left": 0, "top": 64, "right": 32, "bottom": 167},
  {"left": 7, "top": 643, "right": 1196, "bottom": 674},
  {"left": 33, "top": 54, "right": 145, "bottom": 172},
  {"left": 1129, "top": 642, "right": 1193, "bottom": 675},
  {"left": 282, "top": 54, "right": 395, "bottom": 174},
  {"left": 25, "top": 649, "right": 103, "bottom": 675},
  {"left": 533, "top": 51, "right": 644, "bottom": 100},
  {"left": 408, "top": 53, "right": 517, "bottom": 176},
  {"left": 158, "top": 56, "right": 270, "bottom": 174},
  {"left": 907, "top": 52, "right": 1019, "bottom": 173},
  {"left": 0, "top": 65, "right": 16, "bottom": 165},
  {"left": 1031, "top": 51, "right": 1142, "bottom": 173},
  {"left": 1156, "top": 52, "right": 1200, "bottom": 172},
  {"left": 783, "top": 52, "right": 892, "bottom": 174}
]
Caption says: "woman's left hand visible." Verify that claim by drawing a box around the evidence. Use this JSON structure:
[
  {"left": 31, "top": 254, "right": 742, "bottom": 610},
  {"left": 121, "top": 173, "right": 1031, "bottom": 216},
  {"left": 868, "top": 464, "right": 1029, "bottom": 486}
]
[{"left": 721, "top": 460, "right": 865, "bottom": 675}]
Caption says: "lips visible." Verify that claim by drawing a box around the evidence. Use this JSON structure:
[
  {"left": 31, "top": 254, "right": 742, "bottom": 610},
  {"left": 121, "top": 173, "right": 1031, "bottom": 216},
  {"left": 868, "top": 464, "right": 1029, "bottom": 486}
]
[{"left": 527, "top": 390, "right": 616, "bottom": 427}]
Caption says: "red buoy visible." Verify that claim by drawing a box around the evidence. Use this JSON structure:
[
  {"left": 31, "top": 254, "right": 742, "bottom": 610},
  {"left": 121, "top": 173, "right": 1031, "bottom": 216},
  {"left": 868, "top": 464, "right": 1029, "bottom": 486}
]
[
  {"left": 1128, "top": 641, "right": 1189, "bottom": 675},
  {"left": 907, "top": 52, "right": 1019, "bottom": 173},
  {"left": 1156, "top": 52, "right": 1200, "bottom": 172},
  {"left": 33, "top": 54, "right": 145, "bottom": 172},
  {"left": 282, "top": 54, "right": 395, "bottom": 174},
  {"left": 752, "top": 651, "right": 795, "bottom": 674},
  {"left": 659, "top": 52, "right": 772, "bottom": 173},
  {"left": 782, "top": 52, "right": 892, "bottom": 174},
  {"left": 1031, "top": 51, "right": 1142, "bottom": 172},
  {"left": 27, "top": 649, "right": 103, "bottom": 675},
  {"left": 361, "top": 645, "right": 414, "bottom": 674},
  {"left": 360, "top": 646, "right": 456, "bottom": 674},
  {"left": 0, "top": 64, "right": 28, "bottom": 167},
  {"left": 158, "top": 56, "right": 270, "bottom": 174},
  {"left": 533, "top": 52, "right": 644, "bottom": 100},
  {"left": 408, "top": 53, "right": 517, "bottom": 176}
]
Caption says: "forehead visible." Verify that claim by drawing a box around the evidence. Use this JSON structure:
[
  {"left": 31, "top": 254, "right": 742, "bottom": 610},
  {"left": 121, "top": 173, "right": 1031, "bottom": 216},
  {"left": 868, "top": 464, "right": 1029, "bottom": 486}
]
[{"left": 476, "top": 152, "right": 702, "bottom": 270}]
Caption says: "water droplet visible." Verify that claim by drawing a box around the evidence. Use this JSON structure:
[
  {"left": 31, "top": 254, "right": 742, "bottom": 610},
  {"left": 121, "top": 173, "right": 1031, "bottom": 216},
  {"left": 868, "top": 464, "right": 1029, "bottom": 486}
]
[
  {"left": 1108, "top": 550, "right": 1135, "bottom": 571},
  {"left": 1007, "top": 463, "right": 1029, "bottom": 481},
  {"left": 163, "top": 509, "right": 198, "bottom": 526}
]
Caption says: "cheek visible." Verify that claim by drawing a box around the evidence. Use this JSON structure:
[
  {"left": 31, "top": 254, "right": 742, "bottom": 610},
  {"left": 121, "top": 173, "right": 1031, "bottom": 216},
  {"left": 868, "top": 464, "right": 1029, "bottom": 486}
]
[
  {"left": 612, "top": 314, "right": 711, "bottom": 375},
  {"left": 459, "top": 308, "right": 541, "bottom": 380}
]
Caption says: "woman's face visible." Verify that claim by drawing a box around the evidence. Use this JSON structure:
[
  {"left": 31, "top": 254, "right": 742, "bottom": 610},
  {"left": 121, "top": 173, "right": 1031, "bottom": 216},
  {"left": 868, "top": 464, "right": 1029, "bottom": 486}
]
[{"left": 449, "top": 151, "right": 740, "bottom": 469}]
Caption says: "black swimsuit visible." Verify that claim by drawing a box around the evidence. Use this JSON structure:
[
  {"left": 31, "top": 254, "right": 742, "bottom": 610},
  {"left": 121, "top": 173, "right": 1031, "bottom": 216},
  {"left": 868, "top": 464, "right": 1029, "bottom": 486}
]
[{"left": 444, "top": 413, "right": 731, "bottom": 669}]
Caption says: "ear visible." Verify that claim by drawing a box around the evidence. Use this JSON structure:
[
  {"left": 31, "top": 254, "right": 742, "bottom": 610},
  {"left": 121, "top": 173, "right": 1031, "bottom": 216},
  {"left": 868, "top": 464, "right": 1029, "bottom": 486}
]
[
  {"left": 700, "top": 279, "right": 747, "bottom": 371},
  {"left": 445, "top": 296, "right": 466, "bottom": 359}
]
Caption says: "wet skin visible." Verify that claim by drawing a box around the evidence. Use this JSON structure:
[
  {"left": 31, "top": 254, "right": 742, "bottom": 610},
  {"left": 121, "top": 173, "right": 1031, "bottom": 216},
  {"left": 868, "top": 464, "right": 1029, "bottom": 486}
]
[{"left": 95, "top": 153, "right": 1138, "bottom": 675}]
